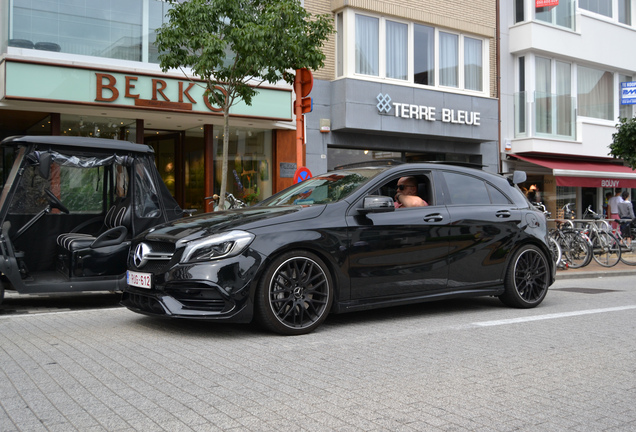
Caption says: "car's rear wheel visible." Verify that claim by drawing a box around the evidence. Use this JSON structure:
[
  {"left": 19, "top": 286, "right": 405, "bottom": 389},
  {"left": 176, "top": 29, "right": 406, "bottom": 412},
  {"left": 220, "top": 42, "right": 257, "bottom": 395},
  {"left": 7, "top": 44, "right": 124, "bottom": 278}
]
[
  {"left": 499, "top": 245, "right": 550, "bottom": 308},
  {"left": 255, "top": 251, "right": 333, "bottom": 335}
]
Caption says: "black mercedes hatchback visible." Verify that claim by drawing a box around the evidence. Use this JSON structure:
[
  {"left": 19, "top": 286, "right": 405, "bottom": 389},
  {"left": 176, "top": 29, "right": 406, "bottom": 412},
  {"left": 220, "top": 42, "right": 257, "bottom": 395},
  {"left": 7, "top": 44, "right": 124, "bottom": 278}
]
[{"left": 122, "top": 162, "right": 555, "bottom": 335}]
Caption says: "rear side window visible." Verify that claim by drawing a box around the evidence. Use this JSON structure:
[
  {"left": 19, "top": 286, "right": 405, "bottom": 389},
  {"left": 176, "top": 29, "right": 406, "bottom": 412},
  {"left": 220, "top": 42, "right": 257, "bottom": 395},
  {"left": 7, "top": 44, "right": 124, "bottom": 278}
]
[{"left": 442, "top": 172, "right": 511, "bottom": 205}]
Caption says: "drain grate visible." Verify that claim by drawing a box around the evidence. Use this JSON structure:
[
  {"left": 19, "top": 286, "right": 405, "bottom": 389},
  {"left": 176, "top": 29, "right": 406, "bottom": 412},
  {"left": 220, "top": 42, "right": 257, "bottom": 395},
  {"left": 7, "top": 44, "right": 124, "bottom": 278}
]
[{"left": 552, "top": 288, "right": 621, "bottom": 294}]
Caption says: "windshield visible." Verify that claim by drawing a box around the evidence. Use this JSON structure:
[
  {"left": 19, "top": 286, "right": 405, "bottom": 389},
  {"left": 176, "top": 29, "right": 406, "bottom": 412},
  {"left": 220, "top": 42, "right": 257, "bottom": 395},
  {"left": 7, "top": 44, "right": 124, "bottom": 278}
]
[{"left": 259, "top": 168, "right": 386, "bottom": 206}]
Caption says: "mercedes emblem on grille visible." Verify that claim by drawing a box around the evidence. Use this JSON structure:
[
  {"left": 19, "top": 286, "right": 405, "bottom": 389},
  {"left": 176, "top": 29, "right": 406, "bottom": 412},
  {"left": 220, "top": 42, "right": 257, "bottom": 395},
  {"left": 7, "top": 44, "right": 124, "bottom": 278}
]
[{"left": 133, "top": 243, "right": 151, "bottom": 267}]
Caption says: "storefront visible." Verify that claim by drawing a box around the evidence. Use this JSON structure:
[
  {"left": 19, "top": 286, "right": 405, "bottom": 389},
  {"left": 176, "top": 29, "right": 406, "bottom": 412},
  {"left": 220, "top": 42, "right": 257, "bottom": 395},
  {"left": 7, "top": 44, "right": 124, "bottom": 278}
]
[
  {"left": 305, "top": 79, "right": 500, "bottom": 173},
  {"left": 0, "top": 59, "right": 299, "bottom": 212},
  {"left": 509, "top": 154, "right": 636, "bottom": 219}
]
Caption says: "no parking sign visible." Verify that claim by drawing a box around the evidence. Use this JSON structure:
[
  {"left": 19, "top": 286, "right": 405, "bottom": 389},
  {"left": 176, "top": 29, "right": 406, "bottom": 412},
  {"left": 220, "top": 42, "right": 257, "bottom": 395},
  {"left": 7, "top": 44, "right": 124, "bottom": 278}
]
[{"left": 294, "top": 166, "right": 312, "bottom": 183}]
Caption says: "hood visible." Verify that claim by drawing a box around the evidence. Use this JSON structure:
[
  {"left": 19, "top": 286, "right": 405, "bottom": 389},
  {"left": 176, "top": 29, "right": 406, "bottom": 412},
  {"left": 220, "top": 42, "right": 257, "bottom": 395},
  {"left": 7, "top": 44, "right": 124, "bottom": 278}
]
[{"left": 141, "top": 204, "right": 326, "bottom": 243}]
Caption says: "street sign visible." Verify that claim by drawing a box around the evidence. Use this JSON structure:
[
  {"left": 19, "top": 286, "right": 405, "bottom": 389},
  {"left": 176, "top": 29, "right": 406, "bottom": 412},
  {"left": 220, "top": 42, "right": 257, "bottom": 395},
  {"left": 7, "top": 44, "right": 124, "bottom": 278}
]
[
  {"left": 621, "top": 82, "right": 636, "bottom": 105},
  {"left": 294, "top": 166, "right": 312, "bottom": 183}
]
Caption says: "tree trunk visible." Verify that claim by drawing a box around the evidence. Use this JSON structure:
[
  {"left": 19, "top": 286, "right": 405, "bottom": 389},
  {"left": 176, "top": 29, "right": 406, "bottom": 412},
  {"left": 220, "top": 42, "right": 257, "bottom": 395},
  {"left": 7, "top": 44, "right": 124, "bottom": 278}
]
[{"left": 219, "top": 109, "right": 230, "bottom": 210}]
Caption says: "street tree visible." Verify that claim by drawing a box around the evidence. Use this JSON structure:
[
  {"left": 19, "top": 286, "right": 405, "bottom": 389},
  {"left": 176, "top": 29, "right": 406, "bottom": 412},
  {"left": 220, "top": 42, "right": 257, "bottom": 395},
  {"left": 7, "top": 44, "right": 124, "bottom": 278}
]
[
  {"left": 155, "top": 0, "right": 333, "bottom": 208},
  {"left": 610, "top": 116, "right": 636, "bottom": 169}
]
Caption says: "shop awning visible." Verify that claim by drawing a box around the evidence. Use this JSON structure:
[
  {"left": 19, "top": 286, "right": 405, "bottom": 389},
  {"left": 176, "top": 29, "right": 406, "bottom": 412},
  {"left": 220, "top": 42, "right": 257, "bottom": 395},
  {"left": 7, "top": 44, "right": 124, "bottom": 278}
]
[{"left": 513, "top": 154, "right": 636, "bottom": 188}]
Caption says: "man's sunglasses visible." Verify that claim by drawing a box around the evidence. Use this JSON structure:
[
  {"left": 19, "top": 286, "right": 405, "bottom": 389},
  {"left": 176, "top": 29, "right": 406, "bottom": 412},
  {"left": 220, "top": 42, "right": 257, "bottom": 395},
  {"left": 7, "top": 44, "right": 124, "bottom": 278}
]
[{"left": 397, "top": 184, "right": 416, "bottom": 190}]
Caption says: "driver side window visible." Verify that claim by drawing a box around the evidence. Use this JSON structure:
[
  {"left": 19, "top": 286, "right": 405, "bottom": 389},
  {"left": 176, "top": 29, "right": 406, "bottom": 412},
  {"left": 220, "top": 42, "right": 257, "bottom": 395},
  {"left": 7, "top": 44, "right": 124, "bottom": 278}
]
[{"left": 374, "top": 173, "right": 433, "bottom": 207}]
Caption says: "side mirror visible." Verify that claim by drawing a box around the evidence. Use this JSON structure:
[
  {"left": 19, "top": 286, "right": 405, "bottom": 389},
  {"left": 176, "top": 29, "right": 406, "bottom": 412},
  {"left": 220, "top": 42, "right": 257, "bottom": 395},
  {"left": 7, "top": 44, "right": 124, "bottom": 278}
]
[
  {"left": 359, "top": 196, "right": 395, "bottom": 214},
  {"left": 26, "top": 151, "right": 52, "bottom": 179},
  {"left": 512, "top": 170, "right": 527, "bottom": 185}
]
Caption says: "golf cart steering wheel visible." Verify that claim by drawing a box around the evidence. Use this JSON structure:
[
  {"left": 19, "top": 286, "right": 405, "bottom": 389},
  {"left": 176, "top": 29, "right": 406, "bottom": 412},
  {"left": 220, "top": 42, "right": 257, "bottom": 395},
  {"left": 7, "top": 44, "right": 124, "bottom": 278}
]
[{"left": 45, "top": 189, "right": 70, "bottom": 214}]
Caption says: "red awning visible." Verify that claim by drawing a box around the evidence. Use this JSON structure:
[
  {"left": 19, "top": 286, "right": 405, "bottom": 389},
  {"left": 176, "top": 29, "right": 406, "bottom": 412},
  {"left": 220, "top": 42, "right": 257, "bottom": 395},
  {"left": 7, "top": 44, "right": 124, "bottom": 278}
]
[{"left": 513, "top": 154, "right": 636, "bottom": 188}]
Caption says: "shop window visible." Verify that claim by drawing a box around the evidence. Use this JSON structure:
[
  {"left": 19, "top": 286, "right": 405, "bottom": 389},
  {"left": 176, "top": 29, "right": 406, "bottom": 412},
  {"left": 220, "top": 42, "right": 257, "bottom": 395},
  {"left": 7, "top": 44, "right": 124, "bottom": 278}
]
[
  {"left": 213, "top": 127, "right": 272, "bottom": 206},
  {"left": 60, "top": 114, "right": 136, "bottom": 140}
]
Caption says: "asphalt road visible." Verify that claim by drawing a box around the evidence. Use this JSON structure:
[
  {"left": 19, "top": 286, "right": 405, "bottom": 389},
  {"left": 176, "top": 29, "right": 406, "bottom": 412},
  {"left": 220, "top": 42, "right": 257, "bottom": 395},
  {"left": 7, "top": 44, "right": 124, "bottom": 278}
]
[{"left": 1, "top": 275, "right": 636, "bottom": 431}]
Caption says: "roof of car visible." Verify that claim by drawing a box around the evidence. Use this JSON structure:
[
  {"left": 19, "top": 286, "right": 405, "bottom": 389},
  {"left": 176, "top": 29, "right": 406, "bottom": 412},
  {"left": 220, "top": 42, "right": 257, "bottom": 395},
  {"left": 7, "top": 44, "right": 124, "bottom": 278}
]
[{"left": 0, "top": 135, "right": 155, "bottom": 154}]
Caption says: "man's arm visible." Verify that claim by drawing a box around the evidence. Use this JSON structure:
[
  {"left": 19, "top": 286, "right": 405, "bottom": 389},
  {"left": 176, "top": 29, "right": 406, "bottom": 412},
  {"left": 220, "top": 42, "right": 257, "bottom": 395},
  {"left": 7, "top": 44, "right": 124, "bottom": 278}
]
[{"left": 396, "top": 194, "right": 428, "bottom": 207}]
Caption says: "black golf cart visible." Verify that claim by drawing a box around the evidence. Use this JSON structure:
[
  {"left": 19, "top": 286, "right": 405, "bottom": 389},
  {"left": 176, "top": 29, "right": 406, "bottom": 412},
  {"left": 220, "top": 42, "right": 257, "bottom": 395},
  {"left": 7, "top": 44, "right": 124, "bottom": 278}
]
[{"left": 0, "top": 135, "right": 184, "bottom": 304}]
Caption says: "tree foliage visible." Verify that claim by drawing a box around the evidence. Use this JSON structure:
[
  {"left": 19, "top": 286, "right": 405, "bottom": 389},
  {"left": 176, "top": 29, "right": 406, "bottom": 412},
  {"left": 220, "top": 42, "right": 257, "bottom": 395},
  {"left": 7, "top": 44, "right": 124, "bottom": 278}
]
[
  {"left": 155, "top": 0, "right": 334, "bottom": 208},
  {"left": 610, "top": 116, "right": 636, "bottom": 169}
]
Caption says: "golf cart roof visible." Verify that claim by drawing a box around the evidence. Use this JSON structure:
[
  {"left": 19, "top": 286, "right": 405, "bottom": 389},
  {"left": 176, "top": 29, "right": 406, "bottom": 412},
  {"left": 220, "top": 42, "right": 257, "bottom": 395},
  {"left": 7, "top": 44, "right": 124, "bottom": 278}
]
[{"left": 1, "top": 135, "right": 154, "bottom": 154}]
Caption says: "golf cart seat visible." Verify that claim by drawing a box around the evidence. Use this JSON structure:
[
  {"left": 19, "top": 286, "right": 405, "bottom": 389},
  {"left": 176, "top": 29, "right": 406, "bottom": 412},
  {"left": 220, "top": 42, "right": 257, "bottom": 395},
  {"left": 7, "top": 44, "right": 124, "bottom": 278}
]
[{"left": 56, "top": 197, "right": 132, "bottom": 277}]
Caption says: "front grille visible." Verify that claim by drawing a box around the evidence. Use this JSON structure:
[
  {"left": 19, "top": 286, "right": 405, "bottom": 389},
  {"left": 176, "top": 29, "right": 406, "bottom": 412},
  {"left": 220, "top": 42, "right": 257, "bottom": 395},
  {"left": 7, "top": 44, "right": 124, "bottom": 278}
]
[
  {"left": 129, "top": 240, "right": 179, "bottom": 273},
  {"left": 122, "top": 292, "right": 167, "bottom": 315}
]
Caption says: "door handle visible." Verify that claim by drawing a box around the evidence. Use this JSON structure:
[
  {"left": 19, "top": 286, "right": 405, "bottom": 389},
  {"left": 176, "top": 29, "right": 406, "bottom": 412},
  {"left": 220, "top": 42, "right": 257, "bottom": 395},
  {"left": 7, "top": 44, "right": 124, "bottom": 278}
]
[
  {"left": 423, "top": 213, "right": 444, "bottom": 222},
  {"left": 496, "top": 210, "right": 511, "bottom": 218}
]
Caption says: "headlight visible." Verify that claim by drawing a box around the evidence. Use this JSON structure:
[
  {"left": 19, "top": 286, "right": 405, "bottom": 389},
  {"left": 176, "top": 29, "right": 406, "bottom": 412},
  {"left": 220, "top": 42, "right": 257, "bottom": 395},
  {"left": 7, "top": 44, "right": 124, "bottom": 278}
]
[{"left": 180, "top": 230, "right": 255, "bottom": 263}]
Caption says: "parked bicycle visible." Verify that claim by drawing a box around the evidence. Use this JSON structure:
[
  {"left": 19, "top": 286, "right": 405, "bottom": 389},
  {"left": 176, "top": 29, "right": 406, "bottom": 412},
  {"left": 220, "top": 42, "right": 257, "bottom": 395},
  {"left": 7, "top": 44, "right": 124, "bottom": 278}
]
[
  {"left": 548, "top": 204, "right": 592, "bottom": 269},
  {"left": 206, "top": 192, "right": 247, "bottom": 211},
  {"left": 581, "top": 206, "right": 621, "bottom": 267}
]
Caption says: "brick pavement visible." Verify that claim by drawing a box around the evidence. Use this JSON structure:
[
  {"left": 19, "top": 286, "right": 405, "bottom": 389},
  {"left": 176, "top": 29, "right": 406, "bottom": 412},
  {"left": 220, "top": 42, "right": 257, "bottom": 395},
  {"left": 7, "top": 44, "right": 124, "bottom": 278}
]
[{"left": 1, "top": 271, "right": 635, "bottom": 431}]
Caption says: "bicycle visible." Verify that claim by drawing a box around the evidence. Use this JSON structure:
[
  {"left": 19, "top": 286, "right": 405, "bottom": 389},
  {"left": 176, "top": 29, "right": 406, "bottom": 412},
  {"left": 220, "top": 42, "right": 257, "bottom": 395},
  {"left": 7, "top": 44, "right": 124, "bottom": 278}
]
[
  {"left": 581, "top": 206, "right": 621, "bottom": 267},
  {"left": 547, "top": 203, "right": 592, "bottom": 269},
  {"left": 206, "top": 192, "right": 247, "bottom": 211}
]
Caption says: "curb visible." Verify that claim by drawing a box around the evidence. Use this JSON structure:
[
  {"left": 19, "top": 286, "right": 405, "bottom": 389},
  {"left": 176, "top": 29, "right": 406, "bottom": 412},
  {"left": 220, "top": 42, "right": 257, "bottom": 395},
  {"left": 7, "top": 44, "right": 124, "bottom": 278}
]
[{"left": 556, "top": 268, "right": 636, "bottom": 280}]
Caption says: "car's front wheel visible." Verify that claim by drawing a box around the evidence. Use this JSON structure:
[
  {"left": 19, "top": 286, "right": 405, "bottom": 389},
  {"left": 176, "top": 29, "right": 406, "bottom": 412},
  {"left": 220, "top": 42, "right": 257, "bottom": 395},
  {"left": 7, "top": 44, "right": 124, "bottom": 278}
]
[
  {"left": 255, "top": 251, "right": 333, "bottom": 335},
  {"left": 499, "top": 245, "right": 550, "bottom": 308}
]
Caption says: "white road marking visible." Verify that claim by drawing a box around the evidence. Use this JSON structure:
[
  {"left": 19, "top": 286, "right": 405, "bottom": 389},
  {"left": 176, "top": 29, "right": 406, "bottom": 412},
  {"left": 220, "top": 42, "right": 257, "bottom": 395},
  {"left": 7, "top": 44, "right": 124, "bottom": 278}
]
[{"left": 473, "top": 305, "right": 636, "bottom": 327}]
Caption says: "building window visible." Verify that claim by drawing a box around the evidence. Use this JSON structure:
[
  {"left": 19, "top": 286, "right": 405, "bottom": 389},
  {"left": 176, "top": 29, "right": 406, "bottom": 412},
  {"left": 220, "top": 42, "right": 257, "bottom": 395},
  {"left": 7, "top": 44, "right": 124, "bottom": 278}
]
[
  {"left": 534, "top": 57, "right": 575, "bottom": 139},
  {"left": 578, "top": 65, "right": 614, "bottom": 120},
  {"left": 579, "top": 0, "right": 631, "bottom": 24},
  {"left": 515, "top": 0, "right": 525, "bottom": 23},
  {"left": 439, "top": 32, "right": 459, "bottom": 88},
  {"left": 619, "top": 0, "right": 632, "bottom": 25},
  {"left": 413, "top": 24, "right": 435, "bottom": 85},
  {"left": 355, "top": 14, "right": 379, "bottom": 76},
  {"left": 337, "top": 13, "right": 344, "bottom": 77},
  {"left": 464, "top": 37, "right": 483, "bottom": 91},
  {"left": 9, "top": 0, "right": 173, "bottom": 64},
  {"left": 517, "top": 56, "right": 526, "bottom": 135},
  {"left": 579, "top": 0, "right": 612, "bottom": 18},
  {"left": 342, "top": 11, "right": 488, "bottom": 94},
  {"left": 386, "top": 20, "right": 408, "bottom": 80},
  {"left": 619, "top": 74, "right": 634, "bottom": 119},
  {"left": 536, "top": 0, "right": 576, "bottom": 30}
]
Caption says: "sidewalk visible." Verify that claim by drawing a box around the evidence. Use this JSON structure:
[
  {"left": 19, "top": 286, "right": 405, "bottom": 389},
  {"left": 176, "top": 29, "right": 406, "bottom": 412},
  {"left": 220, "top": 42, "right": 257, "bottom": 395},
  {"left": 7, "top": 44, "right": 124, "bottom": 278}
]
[{"left": 556, "top": 259, "right": 636, "bottom": 280}]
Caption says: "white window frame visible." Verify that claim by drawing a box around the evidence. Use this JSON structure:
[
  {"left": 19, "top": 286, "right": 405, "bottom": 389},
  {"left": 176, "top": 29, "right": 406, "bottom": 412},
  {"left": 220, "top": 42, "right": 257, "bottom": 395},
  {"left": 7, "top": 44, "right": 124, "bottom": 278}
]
[
  {"left": 341, "top": 9, "right": 489, "bottom": 96},
  {"left": 578, "top": 0, "right": 634, "bottom": 25}
]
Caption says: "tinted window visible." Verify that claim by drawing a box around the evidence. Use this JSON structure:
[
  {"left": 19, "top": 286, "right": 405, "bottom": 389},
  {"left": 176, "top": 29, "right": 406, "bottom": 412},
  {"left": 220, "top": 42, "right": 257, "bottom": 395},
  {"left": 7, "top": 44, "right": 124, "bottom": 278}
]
[
  {"left": 487, "top": 183, "right": 512, "bottom": 204},
  {"left": 443, "top": 172, "right": 489, "bottom": 205}
]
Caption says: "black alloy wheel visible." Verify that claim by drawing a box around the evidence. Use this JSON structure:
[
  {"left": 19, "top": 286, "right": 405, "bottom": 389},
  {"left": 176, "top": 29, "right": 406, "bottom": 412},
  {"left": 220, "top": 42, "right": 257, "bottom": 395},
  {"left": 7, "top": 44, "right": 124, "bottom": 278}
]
[
  {"left": 255, "top": 251, "right": 333, "bottom": 335},
  {"left": 499, "top": 245, "right": 549, "bottom": 308}
]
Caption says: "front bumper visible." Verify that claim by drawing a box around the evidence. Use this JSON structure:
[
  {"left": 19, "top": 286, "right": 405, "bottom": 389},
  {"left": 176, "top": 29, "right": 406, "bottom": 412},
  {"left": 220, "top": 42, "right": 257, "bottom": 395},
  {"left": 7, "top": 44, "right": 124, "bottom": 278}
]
[{"left": 121, "top": 250, "right": 262, "bottom": 322}]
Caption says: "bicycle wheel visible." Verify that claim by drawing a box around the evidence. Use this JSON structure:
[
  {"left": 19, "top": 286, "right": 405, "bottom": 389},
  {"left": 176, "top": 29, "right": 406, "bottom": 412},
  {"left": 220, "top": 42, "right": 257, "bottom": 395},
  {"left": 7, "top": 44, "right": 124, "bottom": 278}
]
[
  {"left": 591, "top": 231, "right": 621, "bottom": 267},
  {"left": 619, "top": 238, "right": 636, "bottom": 266},
  {"left": 560, "top": 230, "right": 592, "bottom": 269}
]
